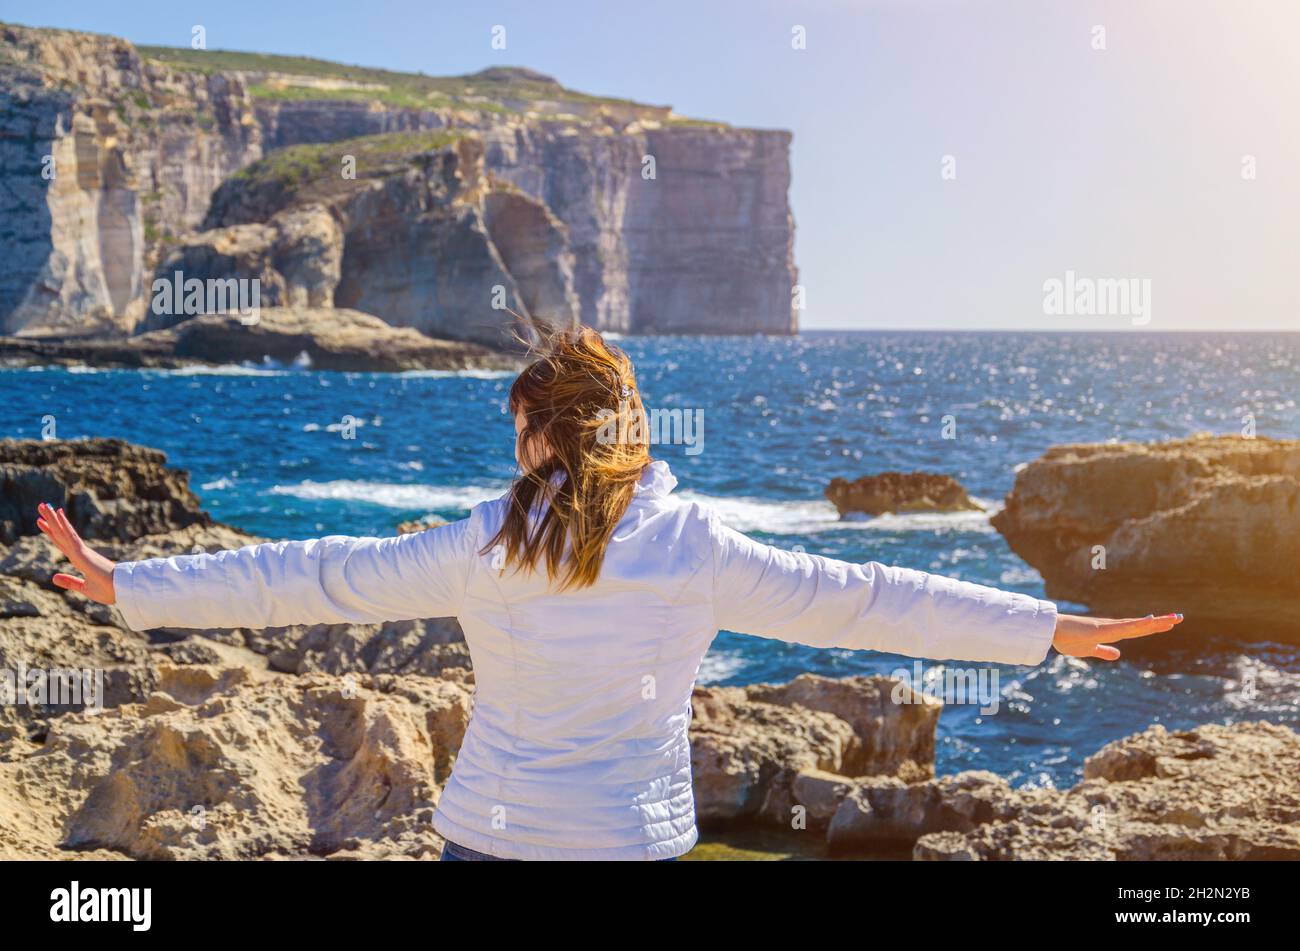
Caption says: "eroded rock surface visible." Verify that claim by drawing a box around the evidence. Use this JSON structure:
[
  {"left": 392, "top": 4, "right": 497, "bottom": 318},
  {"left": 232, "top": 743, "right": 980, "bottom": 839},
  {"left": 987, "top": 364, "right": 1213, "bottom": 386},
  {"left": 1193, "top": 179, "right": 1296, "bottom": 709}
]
[
  {"left": 825, "top": 471, "right": 982, "bottom": 518},
  {"left": 2, "top": 438, "right": 1293, "bottom": 860},
  {"left": 0, "top": 24, "right": 796, "bottom": 346},
  {"left": 992, "top": 434, "right": 1300, "bottom": 640},
  {"left": 914, "top": 723, "right": 1300, "bottom": 860}
]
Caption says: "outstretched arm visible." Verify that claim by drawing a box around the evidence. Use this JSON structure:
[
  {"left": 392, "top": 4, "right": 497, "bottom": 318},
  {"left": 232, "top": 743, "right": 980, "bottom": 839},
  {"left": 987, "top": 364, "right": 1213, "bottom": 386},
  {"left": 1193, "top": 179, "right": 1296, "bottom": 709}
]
[
  {"left": 37, "top": 502, "right": 475, "bottom": 631},
  {"left": 709, "top": 517, "right": 1180, "bottom": 664}
]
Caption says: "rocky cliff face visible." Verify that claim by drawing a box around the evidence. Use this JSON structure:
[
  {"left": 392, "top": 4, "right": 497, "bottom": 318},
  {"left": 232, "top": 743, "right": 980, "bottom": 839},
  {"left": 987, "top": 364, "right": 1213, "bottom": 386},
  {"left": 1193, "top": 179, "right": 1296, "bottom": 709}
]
[
  {"left": 0, "top": 23, "right": 796, "bottom": 344},
  {"left": 0, "top": 24, "right": 261, "bottom": 336},
  {"left": 992, "top": 434, "right": 1300, "bottom": 643}
]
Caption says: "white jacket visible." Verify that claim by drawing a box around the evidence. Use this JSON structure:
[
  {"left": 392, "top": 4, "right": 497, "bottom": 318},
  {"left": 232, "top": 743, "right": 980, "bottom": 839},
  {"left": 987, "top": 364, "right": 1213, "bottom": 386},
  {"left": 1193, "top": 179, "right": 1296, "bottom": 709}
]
[{"left": 113, "top": 460, "right": 1057, "bottom": 860}]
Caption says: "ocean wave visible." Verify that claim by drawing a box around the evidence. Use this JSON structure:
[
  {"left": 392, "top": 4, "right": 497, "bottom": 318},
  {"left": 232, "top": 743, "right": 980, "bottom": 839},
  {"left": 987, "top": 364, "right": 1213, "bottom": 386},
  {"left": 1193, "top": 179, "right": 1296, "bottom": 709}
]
[
  {"left": 396, "top": 368, "right": 516, "bottom": 380},
  {"left": 144, "top": 363, "right": 293, "bottom": 377},
  {"left": 675, "top": 489, "right": 997, "bottom": 535},
  {"left": 267, "top": 479, "right": 997, "bottom": 533},
  {"left": 268, "top": 479, "right": 507, "bottom": 511}
]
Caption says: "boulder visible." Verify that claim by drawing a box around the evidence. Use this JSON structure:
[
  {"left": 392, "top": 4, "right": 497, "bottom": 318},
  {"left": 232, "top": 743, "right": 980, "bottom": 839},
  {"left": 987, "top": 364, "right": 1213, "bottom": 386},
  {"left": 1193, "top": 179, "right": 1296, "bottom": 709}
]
[
  {"left": 1, "top": 667, "right": 472, "bottom": 860},
  {"left": 825, "top": 471, "right": 982, "bottom": 518},
  {"left": 689, "top": 674, "right": 941, "bottom": 825},
  {"left": 991, "top": 434, "right": 1300, "bottom": 641},
  {"left": 0, "top": 438, "right": 209, "bottom": 544},
  {"left": 915, "top": 722, "right": 1300, "bottom": 860}
]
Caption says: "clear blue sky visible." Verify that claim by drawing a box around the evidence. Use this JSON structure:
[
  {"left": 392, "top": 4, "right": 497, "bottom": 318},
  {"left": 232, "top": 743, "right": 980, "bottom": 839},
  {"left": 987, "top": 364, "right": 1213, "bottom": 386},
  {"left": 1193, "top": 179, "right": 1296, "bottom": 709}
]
[{"left": 13, "top": 0, "right": 1299, "bottom": 330}]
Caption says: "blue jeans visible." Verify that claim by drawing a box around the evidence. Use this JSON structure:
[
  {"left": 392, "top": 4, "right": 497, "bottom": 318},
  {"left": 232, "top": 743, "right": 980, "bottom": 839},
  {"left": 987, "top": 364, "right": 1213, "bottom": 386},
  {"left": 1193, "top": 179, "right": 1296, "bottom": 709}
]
[{"left": 440, "top": 840, "right": 677, "bottom": 861}]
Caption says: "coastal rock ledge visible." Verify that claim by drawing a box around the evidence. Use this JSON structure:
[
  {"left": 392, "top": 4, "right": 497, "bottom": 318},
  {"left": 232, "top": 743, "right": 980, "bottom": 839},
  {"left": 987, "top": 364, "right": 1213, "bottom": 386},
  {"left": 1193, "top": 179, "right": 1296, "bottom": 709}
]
[
  {"left": 2, "top": 438, "right": 1296, "bottom": 860},
  {"left": 991, "top": 434, "right": 1300, "bottom": 642}
]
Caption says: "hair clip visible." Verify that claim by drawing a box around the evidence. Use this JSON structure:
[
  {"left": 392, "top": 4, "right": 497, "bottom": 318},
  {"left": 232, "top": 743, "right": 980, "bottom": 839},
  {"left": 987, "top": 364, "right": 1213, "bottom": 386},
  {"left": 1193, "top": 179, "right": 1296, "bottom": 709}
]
[{"left": 620, "top": 383, "right": 632, "bottom": 399}]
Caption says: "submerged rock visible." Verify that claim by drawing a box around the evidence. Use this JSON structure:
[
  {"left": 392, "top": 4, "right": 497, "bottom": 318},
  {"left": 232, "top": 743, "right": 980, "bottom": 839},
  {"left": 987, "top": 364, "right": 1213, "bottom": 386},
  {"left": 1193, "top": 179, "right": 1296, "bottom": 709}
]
[
  {"left": 825, "top": 471, "right": 983, "bottom": 518},
  {"left": 991, "top": 434, "right": 1300, "bottom": 641}
]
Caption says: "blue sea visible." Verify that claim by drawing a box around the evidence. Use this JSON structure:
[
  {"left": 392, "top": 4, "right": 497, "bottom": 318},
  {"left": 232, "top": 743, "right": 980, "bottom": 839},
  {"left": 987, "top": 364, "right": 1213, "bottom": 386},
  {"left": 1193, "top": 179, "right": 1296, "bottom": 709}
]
[{"left": 4, "top": 331, "right": 1298, "bottom": 789}]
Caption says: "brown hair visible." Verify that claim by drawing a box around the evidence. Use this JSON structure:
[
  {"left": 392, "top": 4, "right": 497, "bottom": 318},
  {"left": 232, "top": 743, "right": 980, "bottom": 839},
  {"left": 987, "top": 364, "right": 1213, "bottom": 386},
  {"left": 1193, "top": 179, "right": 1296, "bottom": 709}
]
[{"left": 484, "top": 325, "right": 652, "bottom": 590}]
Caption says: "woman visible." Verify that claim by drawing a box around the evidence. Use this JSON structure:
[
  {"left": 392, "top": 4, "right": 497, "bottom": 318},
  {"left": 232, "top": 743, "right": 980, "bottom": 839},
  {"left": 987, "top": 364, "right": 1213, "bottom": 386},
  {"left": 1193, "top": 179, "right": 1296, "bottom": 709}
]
[{"left": 36, "top": 327, "right": 1181, "bottom": 861}]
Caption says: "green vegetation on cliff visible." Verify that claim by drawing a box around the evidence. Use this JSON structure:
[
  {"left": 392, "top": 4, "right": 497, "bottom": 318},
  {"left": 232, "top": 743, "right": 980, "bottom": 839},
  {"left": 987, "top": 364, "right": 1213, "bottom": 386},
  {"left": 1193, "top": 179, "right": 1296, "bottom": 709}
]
[
  {"left": 217, "top": 129, "right": 467, "bottom": 214},
  {"left": 137, "top": 45, "right": 659, "bottom": 117}
]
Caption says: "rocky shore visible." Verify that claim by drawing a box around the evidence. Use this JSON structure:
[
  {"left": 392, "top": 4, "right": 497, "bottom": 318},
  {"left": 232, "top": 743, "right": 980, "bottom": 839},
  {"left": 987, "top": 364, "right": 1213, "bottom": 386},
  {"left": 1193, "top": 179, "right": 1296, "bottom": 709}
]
[
  {"left": 2, "top": 437, "right": 1295, "bottom": 860},
  {"left": 0, "top": 309, "right": 520, "bottom": 373},
  {"left": 993, "top": 434, "right": 1300, "bottom": 643}
]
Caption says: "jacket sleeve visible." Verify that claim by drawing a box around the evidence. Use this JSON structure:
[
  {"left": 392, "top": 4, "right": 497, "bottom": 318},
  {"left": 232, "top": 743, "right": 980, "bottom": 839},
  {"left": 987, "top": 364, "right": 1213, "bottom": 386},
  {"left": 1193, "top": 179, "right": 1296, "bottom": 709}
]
[
  {"left": 112, "top": 517, "right": 477, "bottom": 632},
  {"left": 708, "top": 515, "right": 1057, "bottom": 665}
]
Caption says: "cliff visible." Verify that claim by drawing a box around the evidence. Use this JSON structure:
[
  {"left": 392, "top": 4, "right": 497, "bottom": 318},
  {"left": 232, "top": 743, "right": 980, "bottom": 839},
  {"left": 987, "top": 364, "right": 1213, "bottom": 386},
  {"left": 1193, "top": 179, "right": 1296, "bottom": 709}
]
[
  {"left": 2, "top": 437, "right": 1294, "bottom": 861},
  {"left": 0, "top": 23, "right": 797, "bottom": 346},
  {"left": 992, "top": 434, "right": 1300, "bottom": 643}
]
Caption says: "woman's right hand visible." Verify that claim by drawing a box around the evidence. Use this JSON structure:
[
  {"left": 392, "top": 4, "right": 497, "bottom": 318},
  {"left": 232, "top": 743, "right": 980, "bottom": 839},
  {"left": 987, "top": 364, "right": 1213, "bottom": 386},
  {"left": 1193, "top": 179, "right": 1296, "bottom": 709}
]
[{"left": 36, "top": 502, "right": 117, "bottom": 605}]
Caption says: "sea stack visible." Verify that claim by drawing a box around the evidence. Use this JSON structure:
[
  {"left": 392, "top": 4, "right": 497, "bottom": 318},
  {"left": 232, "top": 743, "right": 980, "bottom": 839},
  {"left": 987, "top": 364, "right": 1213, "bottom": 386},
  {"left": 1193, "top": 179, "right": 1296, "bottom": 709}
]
[{"left": 825, "top": 471, "right": 983, "bottom": 518}]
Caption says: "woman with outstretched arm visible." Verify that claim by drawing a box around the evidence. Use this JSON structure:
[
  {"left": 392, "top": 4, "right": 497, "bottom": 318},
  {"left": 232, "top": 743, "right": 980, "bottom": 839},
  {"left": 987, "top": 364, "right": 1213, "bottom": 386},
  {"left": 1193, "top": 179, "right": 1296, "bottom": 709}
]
[{"left": 37, "top": 328, "right": 1181, "bottom": 861}]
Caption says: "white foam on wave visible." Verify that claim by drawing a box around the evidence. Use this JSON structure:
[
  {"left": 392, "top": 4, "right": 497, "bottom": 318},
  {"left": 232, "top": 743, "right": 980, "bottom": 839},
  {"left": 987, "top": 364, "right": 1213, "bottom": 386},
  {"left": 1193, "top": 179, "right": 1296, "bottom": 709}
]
[
  {"left": 269, "top": 479, "right": 507, "bottom": 511},
  {"left": 396, "top": 368, "right": 516, "bottom": 380},
  {"left": 267, "top": 480, "right": 997, "bottom": 534},
  {"left": 145, "top": 363, "right": 292, "bottom": 377},
  {"left": 675, "top": 489, "right": 997, "bottom": 535}
]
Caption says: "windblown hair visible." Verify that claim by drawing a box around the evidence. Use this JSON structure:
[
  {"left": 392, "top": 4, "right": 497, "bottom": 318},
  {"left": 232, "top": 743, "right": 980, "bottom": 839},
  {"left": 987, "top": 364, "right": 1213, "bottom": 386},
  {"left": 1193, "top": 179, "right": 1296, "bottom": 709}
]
[{"left": 485, "top": 324, "right": 652, "bottom": 590}]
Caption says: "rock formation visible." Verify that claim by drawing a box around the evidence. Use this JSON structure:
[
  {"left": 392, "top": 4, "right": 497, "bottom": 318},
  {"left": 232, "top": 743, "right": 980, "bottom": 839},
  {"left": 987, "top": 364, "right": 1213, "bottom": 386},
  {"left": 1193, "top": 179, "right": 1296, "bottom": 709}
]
[
  {"left": 991, "top": 434, "right": 1300, "bottom": 641},
  {"left": 3, "top": 437, "right": 1293, "bottom": 860},
  {"left": 0, "top": 23, "right": 797, "bottom": 348},
  {"left": 0, "top": 308, "right": 516, "bottom": 372},
  {"left": 689, "top": 674, "right": 941, "bottom": 825},
  {"left": 0, "top": 437, "right": 210, "bottom": 544},
  {"left": 914, "top": 722, "right": 1300, "bottom": 860},
  {"left": 825, "top": 471, "right": 983, "bottom": 518},
  {"left": 0, "top": 25, "right": 261, "bottom": 336}
]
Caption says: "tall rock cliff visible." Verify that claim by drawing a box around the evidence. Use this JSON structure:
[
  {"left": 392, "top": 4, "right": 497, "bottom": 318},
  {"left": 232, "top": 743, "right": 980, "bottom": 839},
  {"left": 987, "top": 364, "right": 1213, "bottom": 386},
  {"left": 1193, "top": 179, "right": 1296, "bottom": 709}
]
[
  {"left": 0, "top": 25, "right": 261, "bottom": 335},
  {"left": 0, "top": 23, "right": 797, "bottom": 344}
]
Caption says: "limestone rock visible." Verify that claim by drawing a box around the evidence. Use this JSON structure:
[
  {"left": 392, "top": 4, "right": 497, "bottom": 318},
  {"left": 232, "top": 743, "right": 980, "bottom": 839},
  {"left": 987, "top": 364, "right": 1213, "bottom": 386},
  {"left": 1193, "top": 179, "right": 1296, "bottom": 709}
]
[
  {"left": 1, "top": 667, "right": 472, "bottom": 860},
  {"left": 140, "top": 204, "right": 343, "bottom": 332},
  {"left": 689, "top": 674, "right": 940, "bottom": 825},
  {"left": 0, "top": 24, "right": 261, "bottom": 336},
  {"left": 1, "top": 24, "right": 796, "bottom": 343},
  {"left": 825, "top": 471, "right": 983, "bottom": 518},
  {"left": 914, "top": 722, "right": 1300, "bottom": 860},
  {"left": 992, "top": 434, "right": 1300, "bottom": 641},
  {"left": 162, "top": 308, "right": 518, "bottom": 372},
  {"left": 0, "top": 437, "right": 209, "bottom": 544},
  {"left": 1, "top": 308, "right": 519, "bottom": 372}
]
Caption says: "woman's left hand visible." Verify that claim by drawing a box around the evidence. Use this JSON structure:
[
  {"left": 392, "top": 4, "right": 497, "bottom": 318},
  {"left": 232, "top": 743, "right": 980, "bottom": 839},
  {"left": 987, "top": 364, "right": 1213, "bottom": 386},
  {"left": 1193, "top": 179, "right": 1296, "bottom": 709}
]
[{"left": 1052, "top": 612, "right": 1182, "bottom": 660}]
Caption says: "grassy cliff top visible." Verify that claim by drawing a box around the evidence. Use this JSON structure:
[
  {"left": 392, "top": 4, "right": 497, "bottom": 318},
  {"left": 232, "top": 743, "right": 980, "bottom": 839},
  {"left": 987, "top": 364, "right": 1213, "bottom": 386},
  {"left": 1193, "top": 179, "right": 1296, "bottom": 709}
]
[
  {"left": 138, "top": 45, "right": 676, "bottom": 117},
  {"left": 216, "top": 129, "right": 470, "bottom": 215},
  {"left": 0, "top": 24, "right": 731, "bottom": 128}
]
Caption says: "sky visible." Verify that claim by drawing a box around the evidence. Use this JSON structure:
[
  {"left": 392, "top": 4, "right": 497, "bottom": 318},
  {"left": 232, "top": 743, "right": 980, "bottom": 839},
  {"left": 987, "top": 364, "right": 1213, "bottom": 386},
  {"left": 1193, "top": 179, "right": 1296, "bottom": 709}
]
[{"left": 8, "top": 0, "right": 1299, "bottom": 331}]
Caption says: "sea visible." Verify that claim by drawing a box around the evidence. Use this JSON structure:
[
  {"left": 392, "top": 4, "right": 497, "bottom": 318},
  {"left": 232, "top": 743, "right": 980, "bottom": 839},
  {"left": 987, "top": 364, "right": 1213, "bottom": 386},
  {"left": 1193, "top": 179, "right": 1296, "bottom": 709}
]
[{"left": 3, "top": 330, "right": 1297, "bottom": 789}]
